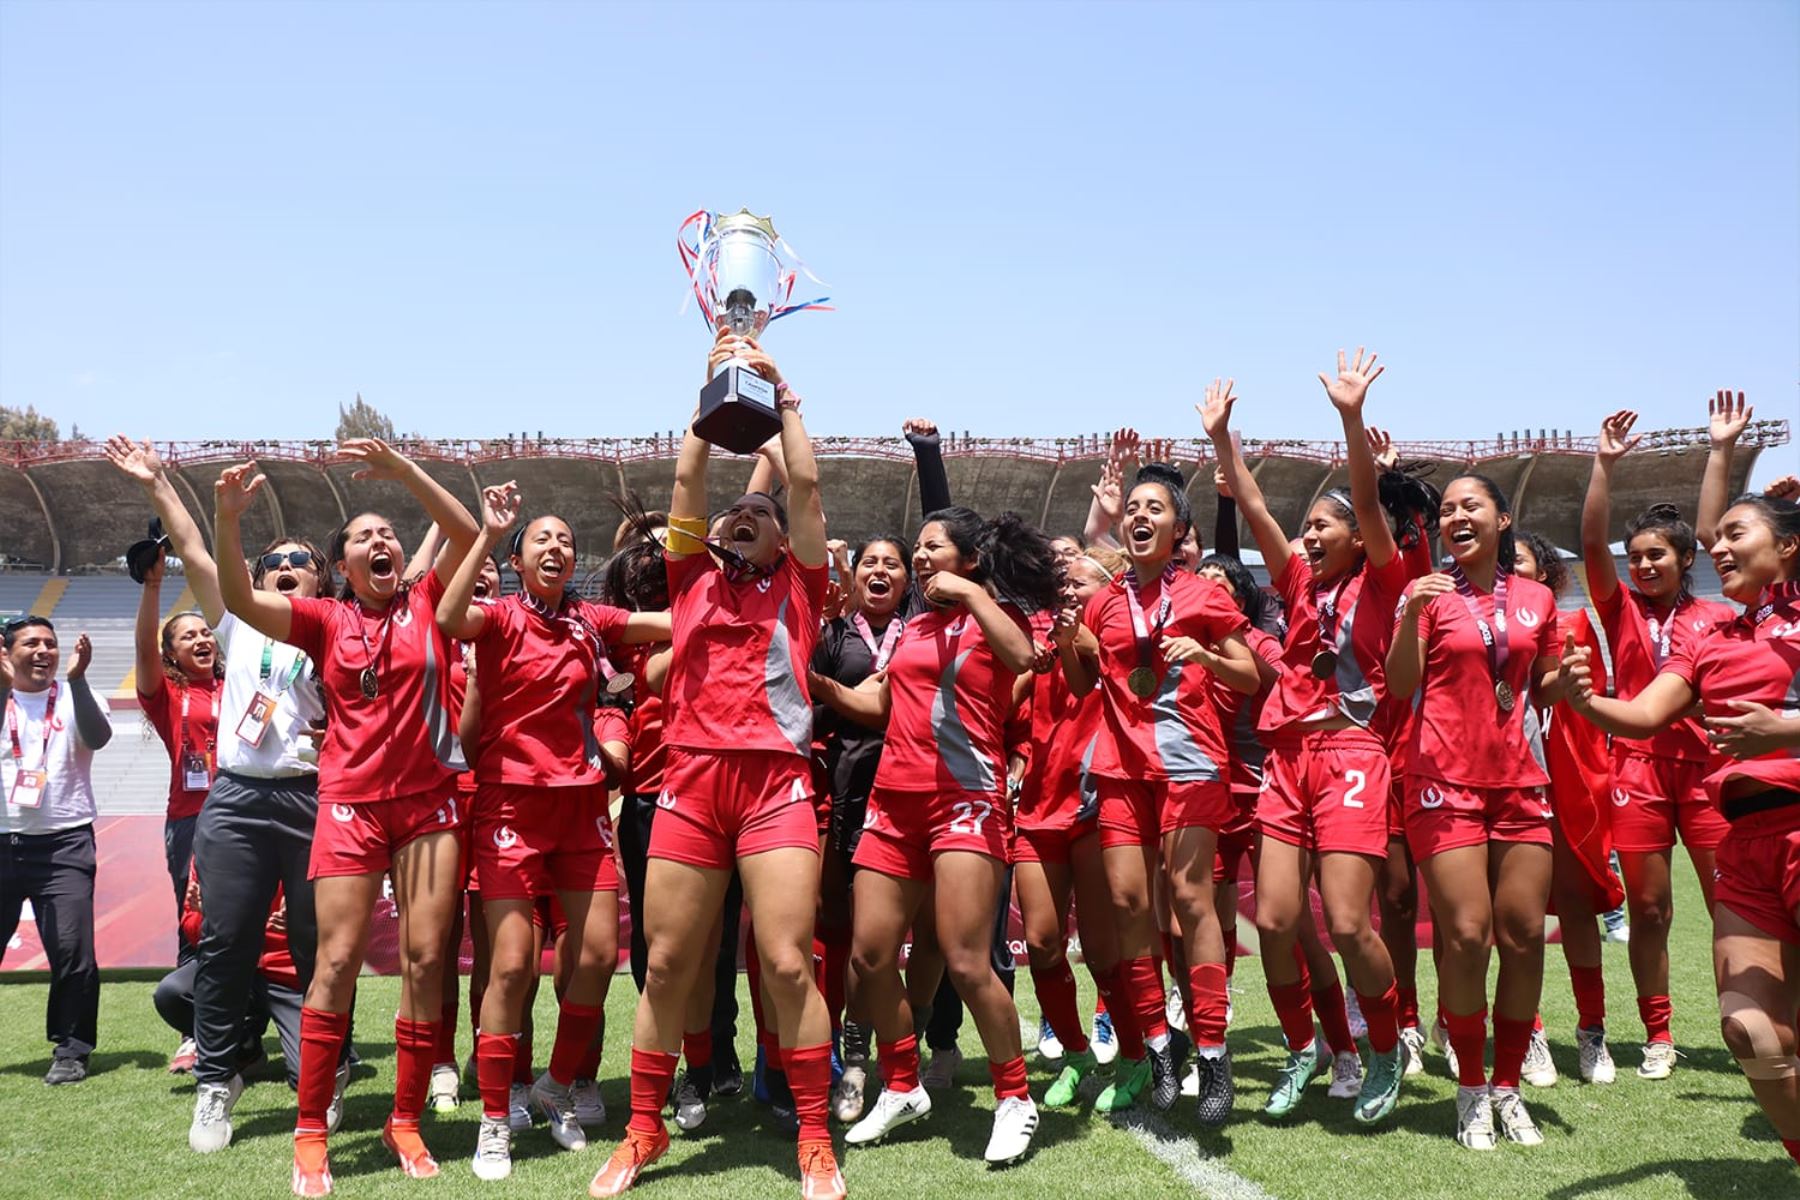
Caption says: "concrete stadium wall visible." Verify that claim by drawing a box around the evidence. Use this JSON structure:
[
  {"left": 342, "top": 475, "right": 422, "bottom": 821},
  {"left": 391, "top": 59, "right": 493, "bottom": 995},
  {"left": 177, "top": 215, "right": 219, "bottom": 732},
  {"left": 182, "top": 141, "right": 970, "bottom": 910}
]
[{"left": 0, "top": 468, "right": 56, "bottom": 566}]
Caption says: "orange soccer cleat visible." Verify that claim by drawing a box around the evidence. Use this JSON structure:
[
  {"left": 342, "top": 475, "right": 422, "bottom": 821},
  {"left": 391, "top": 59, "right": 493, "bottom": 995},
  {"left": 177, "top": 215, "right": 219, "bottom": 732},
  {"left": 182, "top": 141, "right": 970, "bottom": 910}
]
[
  {"left": 798, "top": 1139, "right": 846, "bottom": 1200},
  {"left": 381, "top": 1117, "right": 441, "bottom": 1179},
  {"left": 588, "top": 1126, "right": 671, "bottom": 1197},
  {"left": 291, "top": 1131, "right": 333, "bottom": 1197}
]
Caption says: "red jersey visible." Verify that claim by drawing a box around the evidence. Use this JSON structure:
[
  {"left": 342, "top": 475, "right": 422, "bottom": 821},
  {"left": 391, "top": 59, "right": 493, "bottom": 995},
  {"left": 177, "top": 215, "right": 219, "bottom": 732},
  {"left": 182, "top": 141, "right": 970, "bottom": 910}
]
[
  {"left": 1663, "top": 590, "right": 1800, "bottom": 803},
  {"left": 1019, "top": 652, "right": 1106, "bottom": 831},
  {"left": 139, "top": 675, "right": 220, "bottom": 821},
  {"left": 620, "top": 642, "right": 668, "bottom": 796},
  {"left": 1084, "top": 569, "right": 1249, "bottom": 783},
  {"left": 285, "top": 570, "right": 463, "bottom": 804},
  {"left": 1214, "top": 626, "right": 1284, "bottom": 791},
  {"left": 469, "top": 594, "right": 630, "bottom": 787},
  {"left": 663, "top": 552, "right": 828, "bottom": 757},
  {"left": 874, "top": 603, "right": 1029, "bottom": 797},
  {"left": 1378, "top": 531, "right": 1440, "bottom": 770},
  {"left": 592, "top": 704, "right": 630, "bottom": 790},
  {"left": 1399, "top": 573, "right": 1561, "bottom": 789},
  {"left": 1262, "top": 553, "right": 1408, "bottom": 735},
  {"left": 1595, "top": 586, "right": 1737, "bottom": 763}
]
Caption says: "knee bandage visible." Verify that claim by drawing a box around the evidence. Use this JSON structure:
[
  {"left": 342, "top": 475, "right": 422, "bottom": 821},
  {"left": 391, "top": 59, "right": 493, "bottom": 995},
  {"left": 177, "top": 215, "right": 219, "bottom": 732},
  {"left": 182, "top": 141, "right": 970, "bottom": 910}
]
[{"left": 1719, "top": 989, "right": 1796, "bottom": 1076}]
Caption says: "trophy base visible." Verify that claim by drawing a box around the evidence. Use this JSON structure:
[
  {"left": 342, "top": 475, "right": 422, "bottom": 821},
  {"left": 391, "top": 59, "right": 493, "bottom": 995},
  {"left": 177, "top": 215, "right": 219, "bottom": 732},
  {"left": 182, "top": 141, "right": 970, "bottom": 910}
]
[{"left": 696, "top": 363, "right": 782, "bottom": 455}]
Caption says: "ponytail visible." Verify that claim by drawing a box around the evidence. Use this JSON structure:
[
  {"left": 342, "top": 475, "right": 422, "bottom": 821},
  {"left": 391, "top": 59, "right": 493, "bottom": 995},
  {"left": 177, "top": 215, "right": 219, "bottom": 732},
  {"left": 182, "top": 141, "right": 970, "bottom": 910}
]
[
  {"left": 922, "top": 506, "right": 1062, "bottom": 614},
  {"left": 1624, "top": 502, "right": 1697, "bottom": 599}
]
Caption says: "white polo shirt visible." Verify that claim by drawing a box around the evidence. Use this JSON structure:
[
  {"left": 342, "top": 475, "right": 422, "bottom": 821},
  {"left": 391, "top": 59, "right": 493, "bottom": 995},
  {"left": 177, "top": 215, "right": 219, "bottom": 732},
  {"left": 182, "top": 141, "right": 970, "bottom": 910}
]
[
  {"left": 213, "top": 614, "right": 325, "bottom": 779},
  {"left": 1, "top": 683, "right": 111, "bottom": 835}
]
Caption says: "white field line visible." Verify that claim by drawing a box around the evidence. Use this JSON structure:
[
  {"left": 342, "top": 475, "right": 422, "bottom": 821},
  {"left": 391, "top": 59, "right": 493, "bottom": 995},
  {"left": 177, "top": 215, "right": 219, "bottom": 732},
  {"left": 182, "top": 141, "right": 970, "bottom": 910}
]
[{"left": 1110, "top": 1109, "right": 1280, "bottom": 1200}]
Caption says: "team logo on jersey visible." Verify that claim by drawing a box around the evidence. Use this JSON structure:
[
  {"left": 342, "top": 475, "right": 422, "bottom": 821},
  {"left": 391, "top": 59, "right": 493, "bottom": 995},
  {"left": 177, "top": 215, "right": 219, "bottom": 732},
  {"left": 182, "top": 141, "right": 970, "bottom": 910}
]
[
  {"left": 655, "top": 790, "right": 676, "bottom": 811},
  {"left": 1517, "top": 608, "right": 1541, "bottom": 628},
  {"left": 493, "top": 825, "right": 518, "bottom": 849},
  {"left": 948, "top": 616, "right": 970, "bottom": 637},
  {"left": 331, "top": 804, "right": 357, "bottom": 823},
  {"left": 1611, "top": 787, "right": 1631, "bottom": 808},
  {"left": 596, "top": 817, "right": 613, "bottom": 849},
  {"left": 862, "top": 806, "right": 880, "bottom": 830},
  {"left": 1536, "top": 789, "right": 1553, "bottom": 818},
  {"left": 393, "top": 604, "right": 413, "bottom": 628},
  {"left": 757, "top": 577, "right": 773, "bottom": 594},
  {"left": 1420, "top": 785, "right": 1444, "bottom": 810},
  {"left": 790, "top": 779, "right": 809, "bottom": 806}
]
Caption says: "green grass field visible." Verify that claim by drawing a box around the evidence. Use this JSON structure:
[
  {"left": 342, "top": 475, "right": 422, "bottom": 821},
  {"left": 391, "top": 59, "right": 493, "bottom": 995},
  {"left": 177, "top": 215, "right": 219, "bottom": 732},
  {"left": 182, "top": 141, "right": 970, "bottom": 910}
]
[{"left": 1, "top": 854, "right": 1793, "bottom": 1199}]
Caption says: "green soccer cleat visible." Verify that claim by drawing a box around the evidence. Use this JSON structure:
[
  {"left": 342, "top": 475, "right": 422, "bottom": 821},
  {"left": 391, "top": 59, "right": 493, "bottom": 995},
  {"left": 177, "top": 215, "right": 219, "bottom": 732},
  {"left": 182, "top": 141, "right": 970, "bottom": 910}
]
[
  {"left": 1354, "top": 1042, "right": 1405, "bottom": 1125},
  {"left": 1043, "top": 1049, "right": 1097, "bottom": 1108},
  {"left": 1094, "top": 1056, "right": 1151, "bottom": 1113},
  {"left": 1262, "top": 1039, "right": 1325, "bottom": 1120}
]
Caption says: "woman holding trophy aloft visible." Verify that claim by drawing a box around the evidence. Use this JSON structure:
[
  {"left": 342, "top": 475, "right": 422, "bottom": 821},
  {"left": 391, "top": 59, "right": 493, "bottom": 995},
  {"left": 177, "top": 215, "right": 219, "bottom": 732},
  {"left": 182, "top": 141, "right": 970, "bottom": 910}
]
[{"left": 590, "top": 331, "right": 842, "bottom": 1200}]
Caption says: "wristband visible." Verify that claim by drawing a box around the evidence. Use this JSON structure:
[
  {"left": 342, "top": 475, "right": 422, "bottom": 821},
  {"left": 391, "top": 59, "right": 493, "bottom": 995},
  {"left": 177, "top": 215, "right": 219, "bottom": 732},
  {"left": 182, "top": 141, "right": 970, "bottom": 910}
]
[{"left": 776, "top": 381, "right": 802, "bottom": 412}]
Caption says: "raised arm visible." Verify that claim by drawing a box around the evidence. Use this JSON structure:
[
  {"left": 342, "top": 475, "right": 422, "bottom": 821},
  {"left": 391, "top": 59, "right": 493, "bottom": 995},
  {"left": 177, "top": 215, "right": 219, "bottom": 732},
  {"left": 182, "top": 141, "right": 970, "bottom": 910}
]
[
  {"left": 133, "top": 560, "right": 167, "bottom": 698},
  {"left": 1696, "top": 390, "right": 1753, "bottom": 547},
  {"left": 438, "top": 482, "right": 519, "bottom": 641},
  {"left": 405, "top": 521, "right": 447, "bottom": 583},
  {"left": 105, "top": 436, "right": 226, "bottom": 626},
  {"left": 1199, "top": 379, "right": 1293, "bottom": 579},
  {"left": 214, "top": 463, "right": 296, "bottom": 641},
  {"left": 1083, "top": 429, "right": 1137, "bottom": 548},
  {"left": 1322, "top": 347, "right": 1397, "bottom": 569},
  {"left": 1559, "top": 636, "right": 1696, "bottom": 738},
  {"left": 1581, "top": 410, "right": 1641, "bottom": 603},
  {"left": 904, "top": 417, "right": 952, "bottom": 516},
  {"left": 1212, "top": 468, "right": 1240, "bottom": 559},
  {"left": 338, "top": 438, "right": 479, "bottom": 589},
  {"left": 65, "top": 635, "right": 112, "bottom": 750},
  {"left": 666, "top": 340, "right": 732, "bottom": 559},
  {"left": 733, "top": 342, "right": 826, "bottom": 569},
  {"left": 745, "top": 433, "right": 789, "bottom": 498}
]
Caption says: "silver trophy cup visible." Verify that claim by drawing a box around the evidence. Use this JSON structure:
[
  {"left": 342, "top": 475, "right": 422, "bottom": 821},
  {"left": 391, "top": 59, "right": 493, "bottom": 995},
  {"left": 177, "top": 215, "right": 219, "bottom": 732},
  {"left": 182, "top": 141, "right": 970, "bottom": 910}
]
[{"left": 692, "top": 210, "right": 784, "bottom": 454}]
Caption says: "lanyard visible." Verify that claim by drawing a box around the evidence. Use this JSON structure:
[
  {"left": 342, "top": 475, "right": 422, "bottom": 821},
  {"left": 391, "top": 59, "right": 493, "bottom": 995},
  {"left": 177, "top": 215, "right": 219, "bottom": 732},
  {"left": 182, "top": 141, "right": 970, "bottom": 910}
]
[
  {"left": 1752, "top": 580, "right": 1800, "bottom": 627},
  {"left": 1309, "top": 565, "right": 1360, "bottom": 676},
  {"left": 1643, "top": 596, "right": 1687, "bottom": 668},
  {"left": 352, "top": 597, "right": 402, "bottom": 699},
  {"left": 179, "top": 685, "right": 217, "bottom": 756},
  {"left": 258, "top": 638, "right": 307, "bottom": 692},
  {"left": 851, "top": 613, "right": 904, "bottom": 672},
  {"left": 1448, "top": 564, "right": 1511, "bottom": 707},
  {"left": 6, "top": 681, "right": 57, "bottom": 768},
  {"left": 1122, "top": 563, "right": 1179, "bottom": 670}
]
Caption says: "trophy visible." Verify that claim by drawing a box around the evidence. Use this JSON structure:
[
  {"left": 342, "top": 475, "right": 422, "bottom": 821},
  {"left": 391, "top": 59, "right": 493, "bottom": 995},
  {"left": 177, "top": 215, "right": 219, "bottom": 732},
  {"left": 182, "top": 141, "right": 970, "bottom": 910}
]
[{"left": 678, "top": 209, "right": 829, "bottom": 454}]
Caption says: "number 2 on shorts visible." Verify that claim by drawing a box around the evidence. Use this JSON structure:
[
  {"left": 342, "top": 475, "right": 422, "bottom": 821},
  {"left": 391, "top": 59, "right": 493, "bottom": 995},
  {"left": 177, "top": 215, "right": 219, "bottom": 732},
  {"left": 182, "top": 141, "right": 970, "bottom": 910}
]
[{"left": 1341, "top": 769, "right": 1367, "bottom": 809}]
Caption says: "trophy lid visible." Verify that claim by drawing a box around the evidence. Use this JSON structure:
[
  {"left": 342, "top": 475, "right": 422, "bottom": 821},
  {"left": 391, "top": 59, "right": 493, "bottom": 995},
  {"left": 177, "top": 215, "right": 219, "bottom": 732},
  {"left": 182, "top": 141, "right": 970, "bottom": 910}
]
[{"left": 713, "top": 209, "right": 779, "bottom": 242}]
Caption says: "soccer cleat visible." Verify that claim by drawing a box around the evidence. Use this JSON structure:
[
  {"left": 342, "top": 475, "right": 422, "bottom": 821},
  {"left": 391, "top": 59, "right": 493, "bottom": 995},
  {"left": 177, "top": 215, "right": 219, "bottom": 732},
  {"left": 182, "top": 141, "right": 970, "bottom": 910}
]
[
  {"left": 1399, "top": 1026, "right": 1426, "bottom": 1078},
  {"left": 1576, "top": 1026, "right": 1615, "bottom": 1085},
  {"left": 43, "top": 1055, "right": 87, "bottom": 1085},
  {"left": 533, "top": 1073, "right": 589, "bottom": 1151},
  {"left": 672, "top": 1071, "right": 708, "bottom": 1132},
  {"left": 713, "top": 1053, "right": 745, "bottom": 1098},
  {"left": 571, "top": 1078, "right": 606, "bottom": 1126},
  {"left": 1354, "top": 1044, "right": 1405, "bottom": 1126},
  {"left": 1094, "top": 1057, "right": 1151, "bottom": 1112},
  {"left": 1638, "top": 1040, "right": 1677, "bottom": 1080},
  {"left": 832, "top": 1062, "right": 868, "bottom": 1123},
  {"left": 1346, "top": 991, "right": 1368, "bottom": 1042},
  {"left": 1454, "top": 1085, "right": 1496, "bottom": 1151},
  {"left": 845, "top": 1084, "right": 932, "bottom": 1146},
  {"left": 984, "top": 1094, "right": 1039, "bottom": 1165},
  {"left": 170, "top": 1036, "right": 199, "bottom": 1075},
  {"left": 189, "top": 1074, "right": 245, "bottom": 1153},
  {"left": 1165, "top": 989, "right": 1189, "bottom": 1035},
  {"left": 1147, "top": 1032, "right": 1190, "bottom": 1111},
  {"left": 382, "top": 1117, "right": 440, "bottom": 1179},
  {"left": 1327, "top": 1050, "right": 1364, "bottom": 1099},
  {"left": 292, "top": 1133, "right": 333, "bottom": 1197},
  {"left": 1036, "top": 1017, "right": 1065, "bottom": 1063},
  {"left": 508, "top": 1082, "right": 534, "bottom": 1132},
  {"left": 1601, "top": 905, "right": 1630, "bottom": 944},
  {"left": 798, "top": 1138, "right": 846, "bottom": 1200},
  {"left": 325, "top": 1061, "right": 351, "bottom": 1135},
  {"left": 1090, "top": 1009, "right": 1118, "bottom": 1065},
  {"left": 1262, "top": 1039, "right": 1324, "bottom": 1120},
  {"left": 1432, "top": 1018, "right": 1460, "bottom": 1081},
  {"left": 471, "top": 1116, "right": 513, "bottom": 1181},
  {"left": 429, "top": 1062, "right": 460, "bottom": 1113},
  {"left": 1522, "top": 1027, "right": 1558, "bottom": 1087},
  {"left": 1491, "top": 1086, "right": 1544, "bottom": 1146},
  {"left": 1043, "top": 1048, "right": 1097, "bottom": 1108},
  {"left": 588, "top": 1126, "right": 670, "bottom": 1198},
  {"left": 920, "top": 1045, "right": 962, "bottom": 1089},
  {"left": 1193, "top": 1048, "right": 1234, "bottom": 1127}
]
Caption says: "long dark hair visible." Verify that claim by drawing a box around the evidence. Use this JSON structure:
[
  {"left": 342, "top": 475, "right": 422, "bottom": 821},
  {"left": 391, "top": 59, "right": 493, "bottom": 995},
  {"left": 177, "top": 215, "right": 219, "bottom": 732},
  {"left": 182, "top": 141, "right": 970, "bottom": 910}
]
[
  {"left": 1445, "top": 473, "right": 1517, "bottom": 570},
  {"left": 329, "top": 513, "right": 409, "bottom": 604},
  {"left": 1624, "top": 503, "right": 1697, "bottom": 599},
  {"left": 1317, "top": 465, "right": 1441, "bottom": 551},
  {"left": 853, "top": 535, "right": 916, "bottom": 620},
  {"left": 603, "top": 493, "right": 671, "bottom": 612},
  {"left": 161, "top": 612, "right": 224, "bottom": 685},
  {"left": 510, "top": 514, "right": 583, "bottom": 607},
  {"left": 921, "top": 506, "right": 1062, "bottom": 614},
  {"left": 1198, "top": 552, "right": 1279, "bottom": 633},
  {"left": 1515, "top": 530, "right": 1570, "bottom": 598},
  {"left": 1725, "top": 493, "right": 1800, "bottom": 582}
]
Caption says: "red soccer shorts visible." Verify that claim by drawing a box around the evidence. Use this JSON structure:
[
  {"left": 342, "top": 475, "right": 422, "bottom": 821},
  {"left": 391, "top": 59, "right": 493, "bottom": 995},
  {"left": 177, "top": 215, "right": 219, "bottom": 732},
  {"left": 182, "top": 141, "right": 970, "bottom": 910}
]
[
  {"left": 1712, "top": 808, "right": 1800, "bottom": 945},
  {"left": 854, "top": 785, "right": 1011, "bottom": 880},
  {"left": 1212, "top": 826, "right": 1255, "bottom": 884},
  {"left": 1011, "top": 816, "right": 1099, "bottom": 866},
  {"left": 649, "top": 749, "right": 821, "bottom": 871},
  {"left": 309, "top": 789, "right": 465, "bottom": 879},
  {"left": 1257, "top": 730, "right": 1393, "bottom": 857},
  {"left": 531, "top": 894, "right": 570, "bottom": 940},
  {"left": 1403, "top": 776, "right": 1553, "bottom": 862},
  {"left": 1096, "top": 777, "right": 1233, "bottom": 849},
  {"left": 1608, "top": 750, "right": 1730, "bottom": 854},
  {"left": 1222, "top": 784, "right": 1258, "bottom": 839},
  {"left": 1387, "top": 777, "right": 1407, "bottom": 841},
  {"left": 472, "top": 782, "right": 617, "bottom": 900}
]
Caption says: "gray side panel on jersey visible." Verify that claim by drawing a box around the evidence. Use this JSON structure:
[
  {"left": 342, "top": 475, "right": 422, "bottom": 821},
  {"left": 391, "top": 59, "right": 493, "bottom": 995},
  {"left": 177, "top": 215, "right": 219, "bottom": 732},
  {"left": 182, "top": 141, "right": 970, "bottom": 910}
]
[
  {"left": 422, "top": 631, "right": 468, "bottom": 772},
  {"left": 1151, "top": 662, "right": 1220, "bottom": 781},
  {"left": 1332, "top": 594, "right": 1378, "bottom": 727},
  {"left": 766, "top": 598, "right": 813, "bottom": 755},
  {"left": 931, "top": 648, "right": 997, "bottom": 793}
]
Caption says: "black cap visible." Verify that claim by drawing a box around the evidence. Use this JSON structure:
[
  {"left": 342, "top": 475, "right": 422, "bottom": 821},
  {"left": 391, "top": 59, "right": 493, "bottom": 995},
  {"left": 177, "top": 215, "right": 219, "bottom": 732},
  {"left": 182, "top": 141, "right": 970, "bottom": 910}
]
[{"left": 126, "top": 517, "right": 170, "bottom": 585}]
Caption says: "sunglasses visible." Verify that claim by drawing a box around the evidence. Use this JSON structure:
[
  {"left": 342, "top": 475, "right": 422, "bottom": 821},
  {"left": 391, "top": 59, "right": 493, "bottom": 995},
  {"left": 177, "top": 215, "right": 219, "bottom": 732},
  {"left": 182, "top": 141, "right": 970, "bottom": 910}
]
[{"left": 260, "top": 551, "right": 316, "bottom": 571}]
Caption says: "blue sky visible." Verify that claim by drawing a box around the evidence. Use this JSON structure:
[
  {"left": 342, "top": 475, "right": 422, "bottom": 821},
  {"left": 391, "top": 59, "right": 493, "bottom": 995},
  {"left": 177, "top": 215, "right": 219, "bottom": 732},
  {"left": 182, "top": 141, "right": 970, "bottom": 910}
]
[{"left": 1, "top": 0, "right": 1795, "bottom": 446}]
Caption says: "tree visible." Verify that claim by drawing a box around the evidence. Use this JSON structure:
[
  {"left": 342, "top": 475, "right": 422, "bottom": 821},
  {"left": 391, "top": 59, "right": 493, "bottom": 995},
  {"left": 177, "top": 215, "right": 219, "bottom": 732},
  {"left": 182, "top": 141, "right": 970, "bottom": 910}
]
[
  {"left": 0, "top": 404, "right": 59, "bottom": 442},
  {"left": 336, "top": 393, "right": 396, "bottom": 441}
]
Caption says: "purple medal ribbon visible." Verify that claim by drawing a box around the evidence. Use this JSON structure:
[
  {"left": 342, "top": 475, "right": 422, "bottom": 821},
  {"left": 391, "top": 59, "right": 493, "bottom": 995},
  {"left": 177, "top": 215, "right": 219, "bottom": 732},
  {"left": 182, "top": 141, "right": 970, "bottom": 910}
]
[
  {"left": 1643, "top": 595, "right": 1687, "bottom": 669},
  {"left": 1122, "top": 562, "right": 1179, "bottom": 682},
  {"left": 1448, "top": 564, "right": 1511, "bottom": 710}
]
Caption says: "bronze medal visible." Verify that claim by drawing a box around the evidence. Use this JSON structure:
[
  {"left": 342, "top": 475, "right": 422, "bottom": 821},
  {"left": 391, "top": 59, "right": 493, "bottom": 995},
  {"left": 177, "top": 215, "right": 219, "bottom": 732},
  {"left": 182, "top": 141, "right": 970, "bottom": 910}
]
[
  {"left": 1494, "top": 679, "right": 1515, "bottom": 712},
  {"left": 604, "top": 671, "right": 637, "bottom": 697},
  {"left": 1127, "top": 667, "right": 1158, "bottom": 698},
  {"left": 1310, "top": 650, "right": 1338, "bottom": 680},
  {"left": 359, "top": 667, "right": 380, "bottom": 701}
]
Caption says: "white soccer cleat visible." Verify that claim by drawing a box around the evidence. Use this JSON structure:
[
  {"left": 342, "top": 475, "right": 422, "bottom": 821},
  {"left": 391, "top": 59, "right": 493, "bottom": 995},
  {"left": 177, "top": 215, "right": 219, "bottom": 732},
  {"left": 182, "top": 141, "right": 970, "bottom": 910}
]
[
  {"left": 470, "top": 1116, "right": 513, "bottom": 1181},
  {"left": 1036, "top": 1018, "right": 1065, "bottom": 1063},
  {"left": 832, "top": 1063, "right": 868, "bottom": 1123},
  {"left": 1492, "top": 1087, "right": 1544, "bottom": 1146},
  {"left": 189, "top": 1075, "right": 244, "bottom": 1153},
  {"left": 1576, "top": 1027, "right": 1615, "bottom": 1085},
  {"left": 1090, "top": 1011, "right": 1118, "bottom": 1066},
  {"left": 1638, "top": 1040, "right": 1677, "bottom": 1080},
  {"left": 1455, "top": 1085, "right": 1496, "bottom": 1150},
  {"left": 983, "top": 1095, "right": 1039, "bottom": 1165},
  {"left": 1522, "top": 1027, "right": 1558, "bottom": 1087},
  {"left": 507, "top": 1082, "right": 533, "bottom": 1132},
  {"left": 1399, "top": 1026, "right": 1426, "bottom": 1078},
  {"left": 1345, "top": 991, "right": 1368, "bottom": 1042},
  {"left": 570, "top": 1078, "right": 606, "bottom": 1127},
  {"left": 324, "top": 1061, "right": 351, "bottom": 1136},
  {"left": 845, "top": 1085, "right": 931, "bottom": 1146},
  {"left": 1327, "top": 1050, "right": 1364, "bottom": 1099},
  {"left": 429, "top": 1062, "right": 460, "bottom": 1113},
  {"left": 533, "top": 1073, "right": 588, "bottom": 1151},
  {"left": 1433, "top": 1017, "right": 1462, "bottom": 1081}
]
